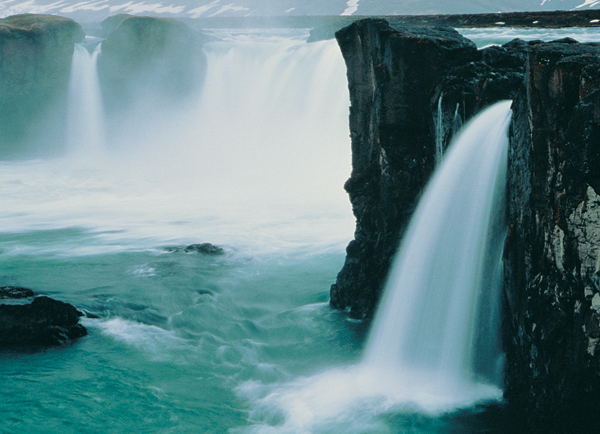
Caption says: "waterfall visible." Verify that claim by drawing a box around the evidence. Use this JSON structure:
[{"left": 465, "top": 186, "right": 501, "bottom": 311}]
[
  {"left": 66, "top": 41, "right": 105, "bottom": 159},
  {"left": 435, "top": 94, "right": 444, "bottom": 165},
  {"left": 238, "top": 101, "right": 512, "bottom": 432},
  {"left": 363, "top": 100, "right": 512, "bottom": 389}
]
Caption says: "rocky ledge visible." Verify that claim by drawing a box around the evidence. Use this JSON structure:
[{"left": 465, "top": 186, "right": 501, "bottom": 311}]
[
  {"left": 0, "top": 286, "right": 87, "bottom": 348},
  {"left": 98, "top": 14, "right": 200, "bottom": 108}
]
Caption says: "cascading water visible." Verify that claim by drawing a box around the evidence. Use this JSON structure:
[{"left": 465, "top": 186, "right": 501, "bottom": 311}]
[
  {"left": 241, "top": 100, "right": 512, "bottom": 433},
  {"left": 66, "top": 41, "right": 105, "bottom": 159},
  {"left": 362, "top": 100, "right": 512, "bottom": 388}
]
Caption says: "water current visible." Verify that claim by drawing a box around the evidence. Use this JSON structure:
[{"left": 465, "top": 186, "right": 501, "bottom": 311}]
[{"left": 1, "top": 26, "right": 599, "bottom": 434}]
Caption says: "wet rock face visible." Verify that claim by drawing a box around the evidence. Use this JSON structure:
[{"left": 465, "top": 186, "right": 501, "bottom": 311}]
[
  {"left": 330, "top": 19, "right": 527, "bottom": 318},
  {"left": 0, "top": 287, "right": 87, "bottom": 348},
  {"left": 504, "top": 41, "right": 600, "bottom": 431},
  {"left": 0, "top": 14, "right": 84, "bottom": 155}
]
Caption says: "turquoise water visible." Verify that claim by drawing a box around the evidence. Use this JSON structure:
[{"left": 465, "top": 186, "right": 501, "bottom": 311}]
[
  {"left": 0, "top": 239, "right": 366, "bottom": 433},
  {"left": 5, "top": 26, "right": 600, "bottom": 433},
  {"left": 0, "top": 243, "right": 505, "bottom": 433}
]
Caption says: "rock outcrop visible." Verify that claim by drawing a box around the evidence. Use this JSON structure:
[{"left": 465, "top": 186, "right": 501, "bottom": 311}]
[
  {"left": 0, "top": 14, "right": 84, "bottom": 156},
  {"left": 98, "top": 14, "right": 200, "bottom": 108},
  {"left": 504, "top": 41, "right": 600, "bottom": 432},
  {"left": 330, "top": 19, "right": 527, "bottom": 318},
  {"left": 0, "top": 286, "right": 87, "bottom": 348}
]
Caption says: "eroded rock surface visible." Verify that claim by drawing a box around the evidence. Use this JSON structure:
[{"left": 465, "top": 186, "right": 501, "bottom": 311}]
[
  {"left": 331, "top": 19, "right": 526, "bottom": 318},
  {"left": 504, "top": 41, "right": 600, "bottom": 431}
]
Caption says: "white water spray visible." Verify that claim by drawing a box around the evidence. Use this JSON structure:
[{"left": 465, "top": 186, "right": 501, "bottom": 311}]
[
  {"left": 0, "top": 33, "right": 353, "bottom": 254},
  {"left": 66, "top": 42, "right": 105, "bottom": 159},
  {"left": 363, "top": 100, "right": 512, "bottom": 387},
  {"left": 240, "top": 101, "right": 512, "bottom": 433}
]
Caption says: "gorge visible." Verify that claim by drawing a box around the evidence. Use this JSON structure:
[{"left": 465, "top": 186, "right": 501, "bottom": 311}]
[{"left": 1, "top": 11, "right": 600, "bottom": 434}]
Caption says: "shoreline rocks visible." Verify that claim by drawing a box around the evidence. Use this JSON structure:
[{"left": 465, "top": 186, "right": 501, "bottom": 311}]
[{"left": 0, "top": 286, "right": 87, "bottom": 348}]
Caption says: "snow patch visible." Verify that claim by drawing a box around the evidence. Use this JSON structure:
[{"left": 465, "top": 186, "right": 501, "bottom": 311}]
[
  {"left": 208, "top": 4, "right": 249, "bottom": 17},
  {"left": 60, "top": 1, "right": 110, "bottom": 14},
  {"left": 341, "top": 0, "right": 359, "bottom": 16},
  {"left": 0, "top": 0, "right": 66, "bottom": 18},
  {"left": 187, "top": 0, "right": 220, "bottom": 18},
  {"left": 576, "top": 0, "right": 600, "bottom": 8},
  {"left": 107, "top": 1, "right": 185, "bottom": 15}
]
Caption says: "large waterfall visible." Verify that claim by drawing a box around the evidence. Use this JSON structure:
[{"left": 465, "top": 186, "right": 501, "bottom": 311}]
[
  {"left": 2, "top": 26, "right": 518, "bottom": 434},
  {"left": 238, "top": 101, "right": 512, "bottom": 433}
]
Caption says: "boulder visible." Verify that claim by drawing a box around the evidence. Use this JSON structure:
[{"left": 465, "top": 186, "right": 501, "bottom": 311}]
[{"left": 0, "top": 286, "right": 87, "bottom": 348}]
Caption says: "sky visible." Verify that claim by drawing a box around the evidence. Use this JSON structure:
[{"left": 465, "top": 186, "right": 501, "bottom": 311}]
[{"left": 2, "top": 0, "right": 600, "bottom": 21}]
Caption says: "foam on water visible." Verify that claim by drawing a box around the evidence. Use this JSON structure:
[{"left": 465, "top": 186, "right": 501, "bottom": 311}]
[
  {"left": 0, "top": 32, "right": 353, "bottom": 256},
  {"left": 235, "top": 101, "right": 511, "bottom": 433}
]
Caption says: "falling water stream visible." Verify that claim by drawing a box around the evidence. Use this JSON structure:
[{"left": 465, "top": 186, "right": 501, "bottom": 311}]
[
  {"left": 67, "top": 41, "right": 105, "bottom": 159},
  {"left": 0, "top": 25, "right": 523, "bottom": 434}
]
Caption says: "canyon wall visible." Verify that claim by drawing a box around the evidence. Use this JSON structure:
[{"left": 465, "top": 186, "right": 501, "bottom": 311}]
[{"left": 331, "top": 19, "right": 526, "bottom": 318}]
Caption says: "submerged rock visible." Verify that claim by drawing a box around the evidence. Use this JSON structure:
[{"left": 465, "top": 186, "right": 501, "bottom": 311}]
[
  {"left": 0, "top": 286, "right": 87, "bottom": 348},
  {"left": 0, "top": 14, "right": 84, "bottom": 155},
  {"left": 0, "top": 286, "right": 34, "bottom": 299},
  {"left": 164, "top": 243, "right": 225, "bottom": 255}
]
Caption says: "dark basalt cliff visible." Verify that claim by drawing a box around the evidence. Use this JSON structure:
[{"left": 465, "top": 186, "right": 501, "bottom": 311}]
[
  {"left": 504, "top": 41, "right": 600, "bottom": 431},
  {"left": 333, "top": 18, "right": 600, "bottom": 430},
  {"left": 0, "top": 14, "right": 84, "bottom": 155},
  {"left": 331, "top": 19, "right": 527, "bottom": 318}
]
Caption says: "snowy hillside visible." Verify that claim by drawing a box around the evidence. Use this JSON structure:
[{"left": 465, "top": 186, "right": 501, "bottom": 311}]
[{"left": 1, "top": 0, "right": 600, "bottom": 22}]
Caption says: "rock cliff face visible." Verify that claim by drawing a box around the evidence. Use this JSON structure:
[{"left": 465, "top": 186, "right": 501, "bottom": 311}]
[
  {"left": 331, "top": 19, "right": 526, "bottom": 318},
  {"left": 504, "top": 41, "right": 600, "bottom": 431},
  {"left": 333, "top": 18, "right": 600, "bottom": 430},
  {"left": 0, "top": 14, "right": 84, "bottom": 156}
]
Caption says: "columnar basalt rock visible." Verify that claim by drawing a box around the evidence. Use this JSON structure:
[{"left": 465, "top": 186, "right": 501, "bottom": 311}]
[
  {"left": 504, "top": 41, "right": 600, "bottom": 431},
  {"left": 0, "top": 14, "right": 84, "bottom": 155}
]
